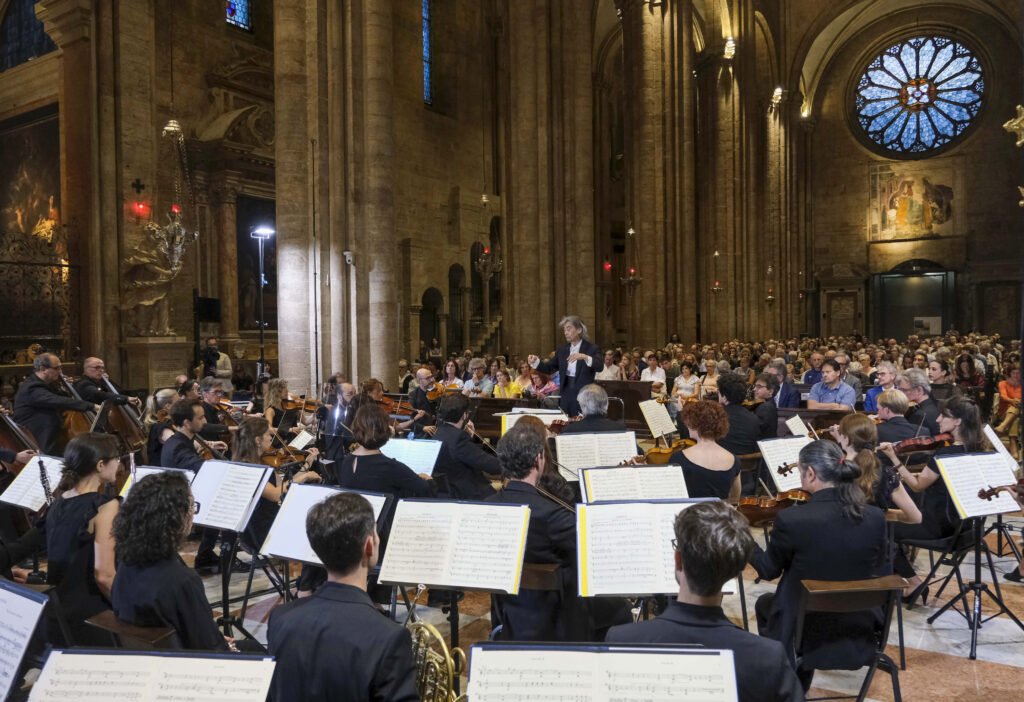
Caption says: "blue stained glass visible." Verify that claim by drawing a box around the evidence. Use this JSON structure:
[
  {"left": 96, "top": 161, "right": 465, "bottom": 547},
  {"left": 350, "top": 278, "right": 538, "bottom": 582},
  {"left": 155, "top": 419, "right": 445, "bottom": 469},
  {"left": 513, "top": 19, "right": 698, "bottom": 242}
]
[
  {"left": 855, "top": 35, "right": 983, "bottom": 154},
  {"left": 226, "top": 0, "right": 251, "bottom": 31},
  {"left": 422, "top": 0, "right": 432, "bottom": 104},
  {"left": 1, "top": 0, "right": 58, "bottom": 72}
]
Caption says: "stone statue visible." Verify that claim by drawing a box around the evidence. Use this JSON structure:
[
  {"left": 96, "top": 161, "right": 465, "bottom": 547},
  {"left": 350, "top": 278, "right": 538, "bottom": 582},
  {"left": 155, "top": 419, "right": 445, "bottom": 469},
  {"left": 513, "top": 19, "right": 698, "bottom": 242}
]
[{"left": 121, "top": 210, "right": 197, "bottom": 336}]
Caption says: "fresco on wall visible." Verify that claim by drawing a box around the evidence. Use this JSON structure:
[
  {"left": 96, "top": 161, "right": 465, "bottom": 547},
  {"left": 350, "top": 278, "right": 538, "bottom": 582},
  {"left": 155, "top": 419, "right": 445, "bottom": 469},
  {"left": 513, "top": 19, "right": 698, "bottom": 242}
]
[
  {"left": 0, "top": 106, "right": 61, "bottom": 247},
  {"left": 867, "top": 162, "right": 958, "bottom": 241}
]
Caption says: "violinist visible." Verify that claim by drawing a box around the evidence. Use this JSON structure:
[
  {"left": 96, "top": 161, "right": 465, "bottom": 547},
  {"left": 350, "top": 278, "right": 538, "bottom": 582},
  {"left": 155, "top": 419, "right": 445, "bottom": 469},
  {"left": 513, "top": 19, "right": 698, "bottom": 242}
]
[
  {"left": 668, "top": 400, "right": 740, "bottom": 500},
  {"left": 75, "top": 357, "right": 142, "bottom": 409},
  {"left": 606, "top": 501, "right": 804, "bottom": 702},
  {"left": 828, "top": 414, "right": 921, "bottom": 523},
  {"left": 896, "top": 368, "right": 940, "bottom": 437},
  {"left": 487, "top": 420, "right": 594, "bottom": 641},
  {"left": 265, "top": 378, "right": 315, "bottom": 435},
  {"left": 715, "top": 374, "right": 760, "bottom": 457},
  {"left": 750, "top": 440, "right": 889, "bottom": 690},
  {"left": 752, "top": 373, "right": 778, "bottom": 439},
  {"left": 355, "top": 378, "right": 424, "bottom": 434},
  {"left": 335, "top": 405, "right": 433, "bottom": 499},
  {"left": 432, "top": 394, "right": 500, "bottom": 499},
  {"left": 874, "top": 389, "right": 930, "bottom": 446},
  {"left": 178, "top": 378, "right": 201, "bottom": 401},
  {"left": 321, "top": 381, "right": 356, "bottom": 460},
  {"left": 882, "top": 395, "right": 985, "bottom": 604},
  {"left": 142, "top": 388, "right": 177, "bottom": 465},
  {"left": 559, "top": 384, "right": 627, "bottom": 434},
  {"left": 231, "top": 417, "right": 321, "bottom": 551},
  {"left": 13, "top": 353, "right": 99, "bottom": 454},
  {"left": 197, "top": 378, "right": 235, "bottom": 441},
  {"left": 406, "top": 368, "right": 438, "bottom": 438}
]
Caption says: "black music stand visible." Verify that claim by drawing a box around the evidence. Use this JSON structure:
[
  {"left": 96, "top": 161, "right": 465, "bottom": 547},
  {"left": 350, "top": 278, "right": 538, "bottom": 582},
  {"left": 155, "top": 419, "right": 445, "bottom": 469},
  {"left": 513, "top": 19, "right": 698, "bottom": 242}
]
[{"left": 215, "top": 530, "right": 265, "bottom": 650}]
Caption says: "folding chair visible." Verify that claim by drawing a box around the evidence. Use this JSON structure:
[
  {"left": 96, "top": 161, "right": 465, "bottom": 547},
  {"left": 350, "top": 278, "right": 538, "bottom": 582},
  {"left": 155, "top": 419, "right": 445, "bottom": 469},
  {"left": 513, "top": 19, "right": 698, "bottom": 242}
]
[{"left": 84, "top": 610, "right": 180, "bottom": 649}]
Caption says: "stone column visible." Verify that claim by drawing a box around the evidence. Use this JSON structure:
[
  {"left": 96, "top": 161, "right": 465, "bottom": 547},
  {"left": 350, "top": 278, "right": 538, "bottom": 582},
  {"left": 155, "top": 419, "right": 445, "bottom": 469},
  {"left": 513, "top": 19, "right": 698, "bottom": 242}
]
[
  {"left": 460, "top": 286, "right": 471, "bottom": 350},
  {"left": 438, "top": 313, "right": 449, "bottom": 359},
  {"left": 213, "top": 177, "right": 241, "bottom": 342},
  {"left": 407, "top": 305, "right": 422, "bottom": 365}
]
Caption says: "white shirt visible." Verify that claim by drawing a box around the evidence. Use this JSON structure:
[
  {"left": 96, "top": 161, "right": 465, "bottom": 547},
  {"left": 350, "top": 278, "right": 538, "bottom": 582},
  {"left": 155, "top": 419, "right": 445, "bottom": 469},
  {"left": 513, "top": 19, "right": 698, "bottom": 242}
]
[
  {"left": 567, "top": 341, "right": 582, "bottom": 377},
  {"left": 640, "top": 367, "right": 666, "bottom": 383}
]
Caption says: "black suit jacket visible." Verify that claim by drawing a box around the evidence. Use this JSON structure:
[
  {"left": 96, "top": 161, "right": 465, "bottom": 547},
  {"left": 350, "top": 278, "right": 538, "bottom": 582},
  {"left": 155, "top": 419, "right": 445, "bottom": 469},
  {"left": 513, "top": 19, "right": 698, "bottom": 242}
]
[
  {"left": 606, "top": 601, "right": 804, "bottom": 702},
  {"left": 535, "top": 339, "right": 602, "bottom": 415},
  {"left": 13, "top": 375, "right": 94, "bottom": 454},
  {"left": 160, "top": 431, "right": 207, "bottom": 472},
  {"left": 750, "top": 488, "right": 889, "bottom": 668},
  {"left": 876, "top": 415, "right": 931, "bottom": 467},
  {"left": 199, "top": 402, "right": 230, "bottom": 441},
  {"left": 268, "top": 582, "right": 419, "bottom": 702},
  {"left": 755, "top": 399, "right": 779, "bottom": 439},
  {"left": 907, "top": 397, "right": 940, "bottom": 437},
  {"left": 407, "top": 387, "right": 436, "bottom": 438},
  {"left": 74, "top": 376, "right": 131, "bottom": 406},
  {"left": 558, "top": 414, "right": 626, "bottom": 434},
  {"left": 718, "top": 403, "right": 760, "bottom": 456},
  {"left": 432, "top": 423, "right": 500, "bottom": 499},
  {"left": 487, "top": 481, "right": 587, "bottom": 641},
  {"left": 776, "top": 380, "right": 801, "bottom": 409}
]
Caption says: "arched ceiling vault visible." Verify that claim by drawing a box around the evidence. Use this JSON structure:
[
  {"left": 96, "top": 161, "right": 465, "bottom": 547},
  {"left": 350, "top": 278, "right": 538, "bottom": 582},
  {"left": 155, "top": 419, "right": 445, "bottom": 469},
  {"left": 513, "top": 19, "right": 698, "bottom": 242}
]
[{"left": 794, "top": 0, "right": 1019, "bottom": 117}]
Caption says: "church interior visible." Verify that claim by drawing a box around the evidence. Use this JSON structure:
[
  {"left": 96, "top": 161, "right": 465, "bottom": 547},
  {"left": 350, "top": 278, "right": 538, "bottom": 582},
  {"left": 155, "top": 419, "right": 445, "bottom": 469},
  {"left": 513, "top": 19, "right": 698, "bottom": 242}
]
[{"left": 1, "top": 0, "right": 1024, "bottom": 700}]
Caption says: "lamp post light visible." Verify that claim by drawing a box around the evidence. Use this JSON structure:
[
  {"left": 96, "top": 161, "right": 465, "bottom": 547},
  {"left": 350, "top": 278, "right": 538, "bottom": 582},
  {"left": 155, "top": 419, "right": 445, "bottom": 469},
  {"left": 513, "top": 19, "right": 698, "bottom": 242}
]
[{"left": 250, "top": 225, "right": 275, "bottom": 380}]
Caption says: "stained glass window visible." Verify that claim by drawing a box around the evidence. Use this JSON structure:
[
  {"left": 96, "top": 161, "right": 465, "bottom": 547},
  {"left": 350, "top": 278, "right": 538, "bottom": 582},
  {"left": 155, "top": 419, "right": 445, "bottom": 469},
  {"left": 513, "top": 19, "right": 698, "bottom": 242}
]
[
  {"left": 226, "top": 0, "right": 252, "bottom": 31},
  {"left": 855, "top": 36, "right": 983, "bottom": 155},
  {"left": 423, "top": 0, "right": 433, "bottom": 104},
  {"left": 0, "top": 0, "right": 58, "bottom": 73}
]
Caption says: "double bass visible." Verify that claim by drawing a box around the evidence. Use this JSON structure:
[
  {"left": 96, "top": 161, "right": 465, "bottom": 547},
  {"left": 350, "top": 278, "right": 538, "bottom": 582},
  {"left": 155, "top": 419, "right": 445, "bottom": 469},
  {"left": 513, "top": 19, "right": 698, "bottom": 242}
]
[{"left": 0, "top": 412, "right": 40, "bottom": 476}]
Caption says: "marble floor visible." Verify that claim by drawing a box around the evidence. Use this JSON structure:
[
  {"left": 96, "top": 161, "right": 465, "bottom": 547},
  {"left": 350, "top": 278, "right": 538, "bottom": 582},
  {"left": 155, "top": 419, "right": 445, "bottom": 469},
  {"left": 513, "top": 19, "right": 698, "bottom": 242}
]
[{"left": 194, "top": 513, "right": 1024, "bottom": 701}]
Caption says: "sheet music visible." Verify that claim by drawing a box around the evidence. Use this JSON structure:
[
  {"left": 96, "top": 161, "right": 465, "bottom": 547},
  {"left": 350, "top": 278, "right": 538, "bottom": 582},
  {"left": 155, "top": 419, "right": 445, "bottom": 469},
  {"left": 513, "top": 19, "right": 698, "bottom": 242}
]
[
  {"left": 983, "top": 424, "right": 1019, "bottom": 473},
  {"left": 554, "top": 432, "right": 637, "bottom": 482},
  {"left": 0, "top": 581, "right": 47, "bottom": 702},
  {"left": 0, "top": 455, "right": 64, "bottom": 512},
  {"left": 378, "top": 500, "right": 530, "bottom": 593},
  {"left": 467, "top": 646, "right": 737, "bottom": 702},
  {"left": 758, "top": 436, "right": 812, "bottom": 492},
  {"left": 260, "top": 484, "right": 388, "bottom": 565},
  {"left": 639, "top": 400, "right": 677, "bottom": 440},
  {"left": 287, "top": 430, "right": 316, "bottom": 450},
  {"left": 581, "top": 465, "right": 688, "bottom": 503},
  {"left": 577, "top": 500, "right": 733, "bottom": 596},
  {"left": 28, "top": 650, "right": 275, "bottom": 702},
  {"left": 785, "top": 415, "right": 809, "bottom": 437},
  {"left": 120, "top": 466, "right": 195, "bottom": 499},
  {"left": 379, "top": 438, "right": 443, "bottom": 476},
  {"left": 501, "top": 410, "right": 568, "bottom": 433},
  {"left": 935, "top": 453, "right": 1022, "bottom": 519},
  {"left": 189, "top": 461, "right": 272, "bottom": 532}
]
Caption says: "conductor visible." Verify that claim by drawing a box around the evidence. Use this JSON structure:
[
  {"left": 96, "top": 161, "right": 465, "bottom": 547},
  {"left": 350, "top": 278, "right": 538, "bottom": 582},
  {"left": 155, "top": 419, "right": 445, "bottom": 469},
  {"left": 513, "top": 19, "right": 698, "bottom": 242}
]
[{"left": 528, "top": 315, "right": 602, "bottom": 417}]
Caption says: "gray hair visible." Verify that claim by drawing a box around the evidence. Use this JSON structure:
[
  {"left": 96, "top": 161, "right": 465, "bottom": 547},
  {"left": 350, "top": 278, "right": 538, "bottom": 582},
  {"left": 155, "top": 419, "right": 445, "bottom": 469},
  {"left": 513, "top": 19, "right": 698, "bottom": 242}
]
[
  {"left": 577, "top": 383, "right": 609, "bottom": 417},
  {"left": 768, "top": 359, "right": 788, "bottom": 380},
  {"left": 199, "top": 376, "right": 224, "bottom": 393},
  {"left": 875, "top": 361, "right": 897, "bottom": 375},
  {"left": 558, "top": 315, "right": 588, "bottom": 339},
  {"left": 847, "top": 361, "right": 862, "bottom": 373},
  {"left": 468, "top": 357, "right": 486, "bottom": 372},
  {"left": 716, "top": 360, "right": 732, "bottom": 374},
  {"left": 33, "top": 353, "right": 58, "bottom": 372},
  {"left": 897, "top": 367, "right": 931, "bottom": 394}
]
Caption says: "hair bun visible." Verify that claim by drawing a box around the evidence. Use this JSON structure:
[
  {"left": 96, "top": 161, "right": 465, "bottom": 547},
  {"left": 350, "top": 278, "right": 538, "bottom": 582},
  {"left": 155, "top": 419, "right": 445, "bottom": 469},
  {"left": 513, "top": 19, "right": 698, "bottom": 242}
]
[{"left": 837, "top": 456, "right": 862, "bottom": 481}]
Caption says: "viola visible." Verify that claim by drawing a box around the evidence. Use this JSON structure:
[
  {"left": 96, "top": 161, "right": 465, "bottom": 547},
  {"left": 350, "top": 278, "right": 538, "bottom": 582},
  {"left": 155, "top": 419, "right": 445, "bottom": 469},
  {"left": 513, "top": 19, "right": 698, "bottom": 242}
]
[
  {"left": 645, "top": 438, "right": 696, "bottom": 464},
  {"left": 977, "top": 479, "right": 1024, "bottom": 502},
  {"left": 734, "top": 490, "right": 811, "bottom": 527}
]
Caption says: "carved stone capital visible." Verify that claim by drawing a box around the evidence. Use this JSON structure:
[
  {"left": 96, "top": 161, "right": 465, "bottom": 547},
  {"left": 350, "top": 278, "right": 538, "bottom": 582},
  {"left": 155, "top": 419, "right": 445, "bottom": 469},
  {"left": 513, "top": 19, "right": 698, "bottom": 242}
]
[{"left": 36, "top": 0, "right": 93, "bottom": 47}]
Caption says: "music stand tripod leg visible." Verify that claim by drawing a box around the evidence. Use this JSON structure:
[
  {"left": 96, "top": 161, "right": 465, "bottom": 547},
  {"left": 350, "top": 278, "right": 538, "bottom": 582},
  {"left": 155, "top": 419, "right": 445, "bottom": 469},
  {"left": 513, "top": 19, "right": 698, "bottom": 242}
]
[{"left": 216, "top": 532, "right": 266, "bottom": 650}]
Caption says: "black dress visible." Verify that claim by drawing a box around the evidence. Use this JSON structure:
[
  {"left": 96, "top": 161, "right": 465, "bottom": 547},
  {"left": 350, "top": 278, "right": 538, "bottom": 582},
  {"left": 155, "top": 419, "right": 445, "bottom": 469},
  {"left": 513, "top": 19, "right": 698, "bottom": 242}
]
[
  {"left": 43, "top": 493, "right": 116, "bottom": 645},
  {"left": 871, "top": 465, "right": 901, "bottom": 509},
  {"left": 112, "top": 556, "right": 229, "bottom": 650},
  {"left": 668, "top": 451, "right": 741, "bottom": 499},
  {"left": 146, "top": 420, "right": 171, "bottom": 465}
]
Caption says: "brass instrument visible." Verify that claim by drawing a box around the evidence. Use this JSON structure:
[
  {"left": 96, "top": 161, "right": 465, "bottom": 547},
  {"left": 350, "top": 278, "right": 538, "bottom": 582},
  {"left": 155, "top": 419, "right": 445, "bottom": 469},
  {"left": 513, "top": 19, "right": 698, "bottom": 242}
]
[{"left": 405, "top": 586, "right": 466, "bottom": 702}]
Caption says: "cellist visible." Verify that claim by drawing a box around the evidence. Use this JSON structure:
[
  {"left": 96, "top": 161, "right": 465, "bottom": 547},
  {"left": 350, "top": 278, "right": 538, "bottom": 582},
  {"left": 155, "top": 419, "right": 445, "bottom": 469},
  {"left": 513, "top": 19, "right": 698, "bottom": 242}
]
[
  {"left": 13, "top": 354, "right": 98, "bottom": 454},
  {"left": 74, "top": 357, "right": 142, "bottom": 410}
]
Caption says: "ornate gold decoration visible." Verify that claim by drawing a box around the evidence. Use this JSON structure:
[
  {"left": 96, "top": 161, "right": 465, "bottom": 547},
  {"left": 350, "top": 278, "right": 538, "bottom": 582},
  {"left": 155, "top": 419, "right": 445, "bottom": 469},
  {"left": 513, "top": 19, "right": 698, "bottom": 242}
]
[{"left": 1003, "top": 105, "right": 1024, "bottom": 148}]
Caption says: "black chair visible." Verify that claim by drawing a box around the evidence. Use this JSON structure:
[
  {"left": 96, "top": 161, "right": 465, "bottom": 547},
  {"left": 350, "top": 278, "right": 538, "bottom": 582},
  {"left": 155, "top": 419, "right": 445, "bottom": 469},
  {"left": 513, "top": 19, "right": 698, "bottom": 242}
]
[
  {"left": 489, "top": 563, "right": 561, "bottom": 640},
  {"left": 898, "top": 518, "right": 982, "bottom": 612},
  {"left": 794, "top": 574, "right": 906, "bottom": 702}
]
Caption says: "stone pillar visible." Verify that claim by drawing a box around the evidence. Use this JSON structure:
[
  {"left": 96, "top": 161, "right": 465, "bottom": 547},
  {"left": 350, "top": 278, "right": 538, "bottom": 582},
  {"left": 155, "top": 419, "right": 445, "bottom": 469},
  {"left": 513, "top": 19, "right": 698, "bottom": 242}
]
[
  {"left": 460, "top": 286, "right": 471, "bottom": 350},
  {"left": 438, "top": 313, "right": 449, "bottom": 359},
  {"left": 407, "top": 305, "right": 422, "bottom": 365},
  {"left": 213, "top": 178, "right": 241, "bottom": 342}
]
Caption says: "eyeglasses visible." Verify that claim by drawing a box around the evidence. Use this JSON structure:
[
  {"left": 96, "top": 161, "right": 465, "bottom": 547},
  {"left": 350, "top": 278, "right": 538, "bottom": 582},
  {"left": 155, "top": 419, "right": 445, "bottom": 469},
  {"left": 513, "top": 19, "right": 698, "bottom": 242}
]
[
  {"left": 671, "top": 538, "right": 680, "bottom": 552},
  {"left": 191, "top": 501, "right": 201, "bottom": 515},
  {"left": 753, "top": 384, "right": 768, "bottom": 389}
]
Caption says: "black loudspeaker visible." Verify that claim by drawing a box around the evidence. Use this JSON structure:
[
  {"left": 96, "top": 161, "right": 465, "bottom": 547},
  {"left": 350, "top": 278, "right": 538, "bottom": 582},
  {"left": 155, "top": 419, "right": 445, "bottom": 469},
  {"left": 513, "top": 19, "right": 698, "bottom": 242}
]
[{"left": 195, "top": 296, "right": 222, "bottom": 323}]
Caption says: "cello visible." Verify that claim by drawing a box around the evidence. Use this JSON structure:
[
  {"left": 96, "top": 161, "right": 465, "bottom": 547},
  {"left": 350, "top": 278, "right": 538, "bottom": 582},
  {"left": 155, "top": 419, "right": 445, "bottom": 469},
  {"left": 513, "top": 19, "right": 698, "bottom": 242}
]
[
  {"left": 58, "top": 374, "right": 95, "bottom": 450},
  {"left": 0, "top": 412, "right": 40, "bottom": 476}
]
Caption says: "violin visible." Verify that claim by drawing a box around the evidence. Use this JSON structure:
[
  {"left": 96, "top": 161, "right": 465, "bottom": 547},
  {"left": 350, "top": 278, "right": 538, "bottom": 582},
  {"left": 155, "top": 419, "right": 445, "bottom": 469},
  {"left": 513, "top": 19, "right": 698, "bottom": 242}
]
[
  {"left": 548, "top": 416, "right": 583, "bottom": 436},
  {"left": 734, "top": 490, "right": 811, "bottom": 527},
  {"left": 977, "top": 479, "right": 1024, "bottom": 503},
  {"left": 884, "top": 433, "right": 954, "bottom": 455},
  {"left": 645, "top": 438, "right": 696, "bottom": 464},
  {"left": 215, "top": 399, "right": 243, "bottom": 427},
  {"left": 777, "top": 461, "right": 799, "bottom": 476},
  {"left": 426, "top": 382, "right": 462, "bottom": 401},
  {"left": 282, "top": 394, "right": 323, "bottom": 413},
  {"left": 377, "top": 396, "right": 417, "bottom": 418}
]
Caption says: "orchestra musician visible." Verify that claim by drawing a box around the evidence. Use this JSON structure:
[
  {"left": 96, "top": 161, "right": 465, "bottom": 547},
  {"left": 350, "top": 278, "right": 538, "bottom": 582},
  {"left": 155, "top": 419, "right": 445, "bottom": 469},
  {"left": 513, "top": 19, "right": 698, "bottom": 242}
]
[
  {"left": 896, "top": 368, "right": 940, "bottom": 436},
  {"left": 12, "top": 353, "right": 99, "bottom": 454},
  {"left": 874, "top": 389, "right": 930, "bottom": 446},
  {"left": 605, "top": 501, "right": 804, "bottom": 702},
  {"left": 752, "top": 373, "right": 778, "bottom": 439},
  {"left": 405, "top": 367, "right": 437, "bottom": 438},
  {"left": 557, "top": 384, "right": 627, "bottom": 434},
  {"left": 715, "top": 374, "right": 760, "bottom": 456},
  {"left": 528, "top": 315, "right": 603, "bottom": 417},
  {"left": 198, "top": 378, "right": 235, "bottom": 441},
  {"left": 881, "top": 394, "right": 983, "bottom": 604},
  {"left": 432, "top": 394, "right": 500, "bottom": 499},
  {"left": 669, "top": 400, "right": 741, "bottom": 500},
  {"left": 43, "top": 433, "right": 121, "bottom": 645},
  {"left": 267, "top": 492, "right": 420, "bottom": 702},
  {"left": 750, "top": 440, "right": 889, "bottom": 689},
  {"left": 321, "top": 380, "right": 357, "bottom": 461},
  {"left": 111, "top": 470, "right": 232, "bottom": 650},
  {"left": 74, "top": 357, "right": 142, "bottom": 409},
  {"left": 488, "top": 420, "right": 591, "bottom": 641},
  {"left": 142, "top": 388, "right": 177, "bottom": 465}
]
